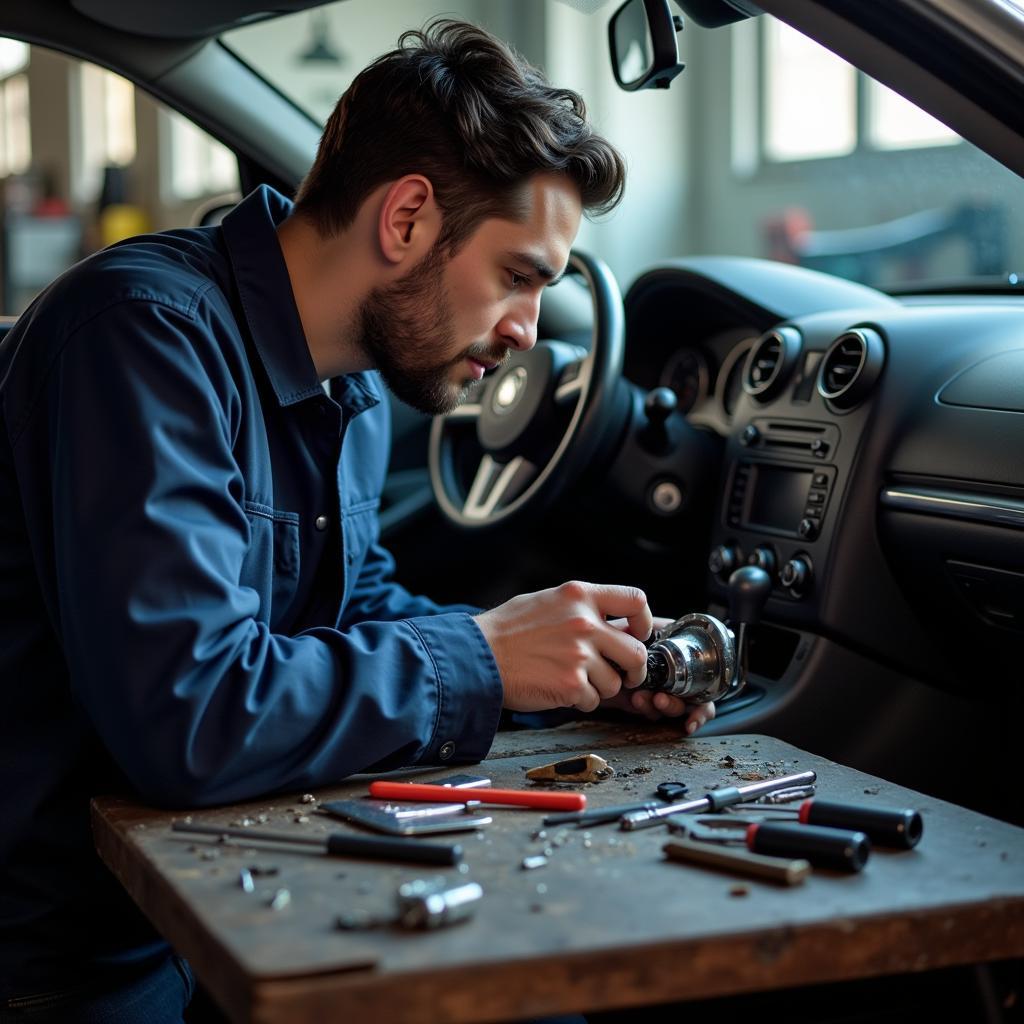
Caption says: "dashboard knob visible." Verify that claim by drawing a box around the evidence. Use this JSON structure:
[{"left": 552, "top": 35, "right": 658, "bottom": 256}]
[
  {"left": 739, "top": 424, "right": 760, "bottom": 447},
  {"left": 747, "top": 545, "right": 777, "bottom": 578},
  {"left": 798, "top": 517, "right": 819, "bottom": 540},
  {"left": 708, "top": 544, "right": 740, "bottom": 580},
  {"left": 781, "top": 557, "right": 812, "bottom": 596}
]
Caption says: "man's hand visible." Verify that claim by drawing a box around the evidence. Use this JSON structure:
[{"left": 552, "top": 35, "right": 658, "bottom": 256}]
[
  {"left": 604, "top": 615, "right": 716, "bottom": 735},
  {"left": 475, "top": 581, "right": 652, "bottom": 713}
]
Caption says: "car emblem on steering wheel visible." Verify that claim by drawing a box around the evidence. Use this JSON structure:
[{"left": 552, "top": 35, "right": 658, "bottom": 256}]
[{"left": 492, "top": 366, "right": 528, "bottom": 415}]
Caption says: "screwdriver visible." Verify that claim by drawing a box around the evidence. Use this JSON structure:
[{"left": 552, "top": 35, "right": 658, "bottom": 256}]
[
  {"left": 171, "top": 820, "right": 462, "bottom": 866},
  {"left": 368, "top": 781, "right": 585, "bottom": 812}
]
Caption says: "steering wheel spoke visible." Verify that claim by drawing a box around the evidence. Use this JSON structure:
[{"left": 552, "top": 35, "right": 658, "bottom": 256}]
[
  {"left": 446, "top": 400, "right": 482, "bottom": 422},
  {"left": 554, "top": 358, "right": 589, "bottom": 405},
  {"left": 463, "top": 455, "right": 537, "bottom": 520}
]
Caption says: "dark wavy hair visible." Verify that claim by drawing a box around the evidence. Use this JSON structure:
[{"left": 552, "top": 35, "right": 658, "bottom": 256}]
[{"left": 293, "top": 18, "right": 626, "bottom": 251}]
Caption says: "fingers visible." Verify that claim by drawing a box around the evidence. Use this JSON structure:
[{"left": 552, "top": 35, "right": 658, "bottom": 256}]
[
  {"left": 596, "top": 624, "right": 648, "bottom": 687},
  {"left": 628, "top": 692, "right": 716, "bottom": 733},
  {"left": 683, "top": 700, "right": 716, "bottom": 735},
  {"left": 573, "top": 656, "right": 622, "bottom": 711},
  {"left": 586, "top": 583, "right": 653, "bottom": 642}
]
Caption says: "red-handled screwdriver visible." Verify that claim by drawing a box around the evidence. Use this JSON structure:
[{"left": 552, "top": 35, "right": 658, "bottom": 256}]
[{"left": 368, "top": 781, "right": 586, "bottom": 812}]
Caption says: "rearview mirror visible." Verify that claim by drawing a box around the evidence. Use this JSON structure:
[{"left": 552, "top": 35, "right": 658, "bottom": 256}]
[{"left": 609, "top": 0, "right": 684, "bottom": 91}]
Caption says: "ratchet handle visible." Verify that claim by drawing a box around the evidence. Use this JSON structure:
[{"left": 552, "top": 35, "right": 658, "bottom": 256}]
[
  {"left": 747, "top": 822, "right": 870, "bottom": 872},
  {"left": 799, "top": 799, "right": 923, "bottom": 850}
]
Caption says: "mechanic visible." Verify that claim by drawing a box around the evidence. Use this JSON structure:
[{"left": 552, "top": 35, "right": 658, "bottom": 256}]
[{"left": 0, "top": 20, "right": 713, "bottom": 1022}]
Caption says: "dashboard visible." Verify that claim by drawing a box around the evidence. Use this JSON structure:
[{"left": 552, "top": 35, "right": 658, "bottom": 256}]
[{"left": 620, "top": 257, "right": 1024, "bottom": 711}]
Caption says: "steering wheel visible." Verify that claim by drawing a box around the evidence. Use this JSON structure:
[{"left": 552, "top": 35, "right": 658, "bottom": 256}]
[{"left": 429, "top": 249, "right": 626, "bottom": 528}]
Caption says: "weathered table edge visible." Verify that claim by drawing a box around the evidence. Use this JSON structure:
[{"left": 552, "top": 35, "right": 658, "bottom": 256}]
[{"left": 243, "top": 899, "right": 1024, "bottom": 1024}]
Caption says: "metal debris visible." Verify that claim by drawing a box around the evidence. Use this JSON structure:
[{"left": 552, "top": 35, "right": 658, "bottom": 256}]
[
  {"left": 238, "top": 868, "right": 255, "bottom": 893},
  {"left": 335, "top": 909, "right": 387, "bottom": 931},
  {"left": 267, "top": 888, "right": 291, "bottom": 910},
  {"left": 247, "top": 864, "right": 279, "bottom": 878},
  {"left": 522, "top": 855, "right": 549, "bottom": 870},
  {"left": 299, "top": 794, "right": 317, "bottom": 804}
]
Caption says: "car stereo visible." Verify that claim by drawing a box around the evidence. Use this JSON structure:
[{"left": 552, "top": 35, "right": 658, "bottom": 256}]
[{"left": 727, "top": 461, "right": 836, "bottom": 541}]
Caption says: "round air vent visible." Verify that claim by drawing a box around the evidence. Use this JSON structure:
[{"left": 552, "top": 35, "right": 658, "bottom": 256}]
[
  {"left": 817, "top": 328, "right": 885, "bottom": 410},
  {"left": 742, "top": 327, "right": 801, "bottom": 402}
]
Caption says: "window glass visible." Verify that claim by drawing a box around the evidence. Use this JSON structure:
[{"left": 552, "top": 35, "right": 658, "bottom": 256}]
[
  {"left": 161, "top": 110, "right": 239, "bottom": 202},
  {"left": 866, "top": 79, "right": 959, "bottom": 151},
  {"left": 74, "top": 63, "right": 136, "bottom": 203},
  {"left": 0, "top": 73, "right": 30, "bottom": 177},
  {"left": 222, "top": 2, "right": 1023, "bottom": 293},
  {"left": 0, "top": 43, "right": 239, "bottom": 315},
  {"left": 763, "top": 20, "right": 856, "bottom": 162}
]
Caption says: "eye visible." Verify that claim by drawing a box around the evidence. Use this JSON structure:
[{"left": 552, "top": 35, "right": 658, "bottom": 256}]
[{"left": 508, "top": 270, "right": 530, "bottom": 289}]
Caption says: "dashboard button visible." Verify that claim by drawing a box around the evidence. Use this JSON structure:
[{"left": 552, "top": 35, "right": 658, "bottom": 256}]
[
  {"left": 798, "top": 518, "right": 819, "bottom": 540},
  {"left": 803, "top": 506, "right": 823, "bottom": 518},
  {"left": 739, "top": 425, "right": 760, "bottom": 447},
  {"left": 807, "top": 491, "right": 825, "bottom": 505},
  {"left": 810, "top": 439, "right": 829, "bottom": 458},
  {"left": 781, "top": 556, "right": 812, "bottom": 596},
  {"left": 708, "top": 545, "right": 741, "bottom": 580},
  {"left": 649, "top": 480, "right": 683, "bottom": 514},
  {"left": 812, "top": 472, "right": 829, "bottom": 486},
  {"left": 747, "top": 545, "right": 777, "bottom": 578}
]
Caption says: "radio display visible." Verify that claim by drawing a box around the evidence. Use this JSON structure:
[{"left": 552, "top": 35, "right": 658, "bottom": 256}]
[{"left": 745, "top": 465, "right": 812, "bottom": 533}]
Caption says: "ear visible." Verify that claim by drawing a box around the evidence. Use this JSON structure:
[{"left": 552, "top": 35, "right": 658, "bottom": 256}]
[{"left": 377, "top": 175, "right": 441, "bottom": 266}]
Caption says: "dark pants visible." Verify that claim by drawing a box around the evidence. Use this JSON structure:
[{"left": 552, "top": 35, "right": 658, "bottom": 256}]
[{"left": 0, "top": 955, "right": 194, "bottom": 1024}]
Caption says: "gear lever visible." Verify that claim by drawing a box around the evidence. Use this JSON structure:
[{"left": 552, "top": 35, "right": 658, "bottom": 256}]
[{"left": 639, "top": 565, "right": 771, "bottom": 702}]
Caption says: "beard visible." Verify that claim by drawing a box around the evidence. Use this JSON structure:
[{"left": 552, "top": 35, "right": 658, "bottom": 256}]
[{"left": 357, "top": 245, "right": 507, "bottom": 415}]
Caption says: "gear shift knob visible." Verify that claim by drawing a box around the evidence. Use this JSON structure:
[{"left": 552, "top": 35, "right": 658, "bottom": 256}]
[
  {"left": 725, "top": 565, "right": 772, "bottom": 699},
  {"left": 727, "top": 565, "right": 772, "bottom": 625}
]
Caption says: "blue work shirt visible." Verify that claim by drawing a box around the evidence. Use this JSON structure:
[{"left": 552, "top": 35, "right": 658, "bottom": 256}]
[{"left": 0, "top": 185, "right": 503, "bottom": 994}]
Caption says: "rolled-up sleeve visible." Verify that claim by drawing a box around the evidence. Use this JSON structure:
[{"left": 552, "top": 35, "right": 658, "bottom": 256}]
[{"left": 38, "top": 295, "right": 503, "bottom": 807}]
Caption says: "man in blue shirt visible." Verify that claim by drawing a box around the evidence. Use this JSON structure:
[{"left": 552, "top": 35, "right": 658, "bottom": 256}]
[{"left": 0, "top": 20, "right": 712, "bottom": 1021}]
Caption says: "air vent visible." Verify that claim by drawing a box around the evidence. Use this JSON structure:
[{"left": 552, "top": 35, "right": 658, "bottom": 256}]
[
  {"left": 817, "top": 328, "right": 885, "bottom": 410},
  {"left": 742, "top": 327, "right": 801, "bottom": 402}
]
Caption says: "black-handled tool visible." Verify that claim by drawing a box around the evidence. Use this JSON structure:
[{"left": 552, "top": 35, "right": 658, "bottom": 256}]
[
  {"left": 543, "top": 801, "right": 664, "bottom": 827},
  {"left": 746, "top": 822, "right": 870, "bottom": 872},
  {"left": 671, "top": 817, "right": 869, "bottom": 872},
  {"left": 172, "top": 820, "right": 463, "bottom": 866},
  {"left": 797, "top": 799, "right": 922, "bottom": 849}
]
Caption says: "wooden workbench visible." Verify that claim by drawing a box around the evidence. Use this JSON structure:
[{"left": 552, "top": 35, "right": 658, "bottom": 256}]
[{"left": 91, "top": 725, "right": 1024, "bottom": 1024}]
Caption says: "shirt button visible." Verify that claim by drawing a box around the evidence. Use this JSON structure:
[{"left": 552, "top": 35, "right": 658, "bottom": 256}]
[
  {"left": 438, "top": 741, "right": 456, "bottom": 761},
  {"left": 315, "top": 515, "right": 329, "bottom": 531}
]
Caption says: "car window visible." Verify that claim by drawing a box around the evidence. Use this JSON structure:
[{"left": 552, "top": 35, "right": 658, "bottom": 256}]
[
  {"left": 222, "top": 0, "right": 1023, "bottom": 293},
  {"left": 0, "top": 41, "right": 240, "bottom": 316}
]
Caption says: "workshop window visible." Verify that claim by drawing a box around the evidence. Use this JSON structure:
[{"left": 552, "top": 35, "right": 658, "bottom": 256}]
[
  {"left": 73, "top": 63, "right": 136, "bottom": 202},
  {"left": 755, "top": 20, "right": 958, "bottom": 166},
  {"left": 161, "top": 109, "right": 239, "bottom": 201},
  {"left": 0, "top": 39, "right": 31, "bottom": 177}
]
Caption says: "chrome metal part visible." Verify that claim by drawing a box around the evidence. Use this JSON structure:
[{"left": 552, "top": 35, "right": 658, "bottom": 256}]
[
  {"left": 396, "top": 878, "right": 483, "bottom": 929},
  {"left": 639, "top": 613, "right": 736, "bottom": 702}
]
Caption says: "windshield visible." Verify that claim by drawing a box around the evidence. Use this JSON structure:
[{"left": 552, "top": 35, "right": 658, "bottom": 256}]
[{"left": 223, "top": 0, "right": 1023, "bottom": 293}]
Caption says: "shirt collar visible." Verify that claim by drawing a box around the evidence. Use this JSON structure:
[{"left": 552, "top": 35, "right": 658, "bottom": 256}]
[{"left": 222, "top": 185, "right": 379, "bottom": 418}]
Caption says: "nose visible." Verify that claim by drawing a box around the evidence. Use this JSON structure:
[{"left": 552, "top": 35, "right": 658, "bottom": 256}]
[{"left": 496, "top": 295, "right": 540, "bottom": 352}]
